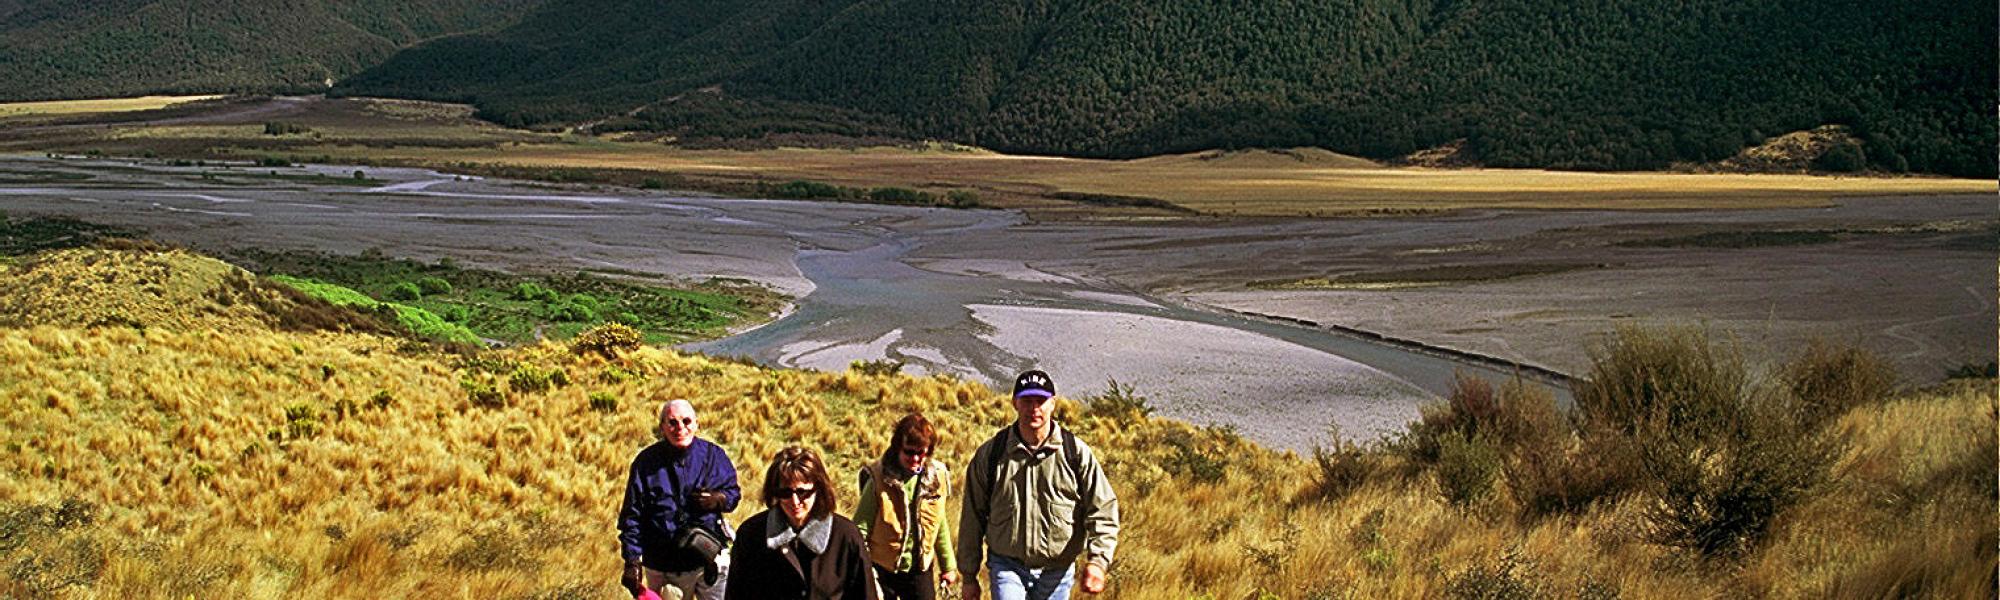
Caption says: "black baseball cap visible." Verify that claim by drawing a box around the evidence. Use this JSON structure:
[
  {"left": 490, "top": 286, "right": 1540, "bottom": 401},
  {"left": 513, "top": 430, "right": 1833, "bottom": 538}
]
[{"left": 1012, "top": 370, "right": 1055, "bottom": 400}]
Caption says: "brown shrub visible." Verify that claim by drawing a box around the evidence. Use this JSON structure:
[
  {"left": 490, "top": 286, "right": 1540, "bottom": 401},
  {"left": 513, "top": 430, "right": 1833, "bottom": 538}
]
[{"left": 1781, "top": 339, "right": 1898, "bottom": 426}]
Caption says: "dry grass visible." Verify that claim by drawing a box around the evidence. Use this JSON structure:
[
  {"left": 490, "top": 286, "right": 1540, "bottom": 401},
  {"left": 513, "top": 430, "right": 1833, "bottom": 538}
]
[
  {"left": 302, "top": 142, "right": 1996, "bottom": 216},
  {"left": 1, "top": 245, "right": 1991, "bottom": 598},
  {"left": 5, "top": 95, "right": 1990, "bottom": 217},
  {"left": 0, "top": 95, "right": 222, "bottom": 120}
]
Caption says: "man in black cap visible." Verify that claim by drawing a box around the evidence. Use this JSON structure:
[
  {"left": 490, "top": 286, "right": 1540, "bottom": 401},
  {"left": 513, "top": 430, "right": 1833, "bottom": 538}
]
[{"left": 956, "top": 370, "right": 1121, "bottom": 600}]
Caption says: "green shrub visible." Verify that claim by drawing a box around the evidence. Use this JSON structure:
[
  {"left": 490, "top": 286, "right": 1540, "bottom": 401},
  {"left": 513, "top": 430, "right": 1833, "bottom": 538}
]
[
  {"left": 1436, "top": 430, "right": 1501, "bottom": 506},
  {"left": 369, "top": 390, "right": 395, "bottom": 410},
  {"left": 283, "top": 403, "right": 321, "bottom": 439},
  {"left": 550, "top": 301, "right": 596, "bottom": 322},
  {"left": 512, "top": 282, "right": 558, "bottom": 302},
  {"left": 849, "top": 358, "right": 904, "bottom": 377},
  {"left": 1085, "top": 379, "right": 1154, "bottom": 422},
  {"left": 865, "top": 186, "right": 933, "bottom": 205},
  {"left": 461, "top": 376, "right": 505, "bottom": 408},
  {"left": 386, "top": 282, "right": 423, "bottom": 301},
  {"left": 508, "top": 364, "right": 564, "bottom": 394},
  {"left": 1781, "top": 339, "right": 1897, "bottom": 426},
  {"left": 588, "top": 391, "right": 619, "bottom": 413},
  {"left": 571, "top": 323, "right": 644, "bottom": 358},
  {"left": 437, "top": 304, "right": 471, "bottom": 323},
  {"left": 766, "top": 180, "right": 846, "bottom": 200},
  {"left": 1814, "top": 141, "right": 1867, "bottom": 173},
  {"left": 417, "top": 277, "right": 453, "bottom": 295},
  {"left": 262, "top": 122, "right": 311, "bottom": 136},
  {"left": 1163, "top": 426, "right": 1237, "bottom": 485},
  {"left": 946, "top": 190, "right": 980, "bottom": 208}
]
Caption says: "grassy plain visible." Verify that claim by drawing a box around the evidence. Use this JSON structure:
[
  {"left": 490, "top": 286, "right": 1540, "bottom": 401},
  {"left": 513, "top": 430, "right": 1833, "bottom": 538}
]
[
  {"left": 3, "top": 96, "right": 1991, "bottom": 217},
  {"left": 0, "top": 244, "right": 1992, "bottom": 598},
  {"left": 0, "top": 95, "right": 222, "bottom": 120}
]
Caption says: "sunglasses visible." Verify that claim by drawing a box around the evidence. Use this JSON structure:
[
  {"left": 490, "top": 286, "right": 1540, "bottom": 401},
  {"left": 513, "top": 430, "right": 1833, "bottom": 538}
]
[
  {"left": 663, "top": 417, "right": 696, "bottom": 429},
  {"left": 778, "top": 486, "right": 816, "bottom": 501},
  {"left": 900, "top": 447, "right": 930, "bottom": 459}
]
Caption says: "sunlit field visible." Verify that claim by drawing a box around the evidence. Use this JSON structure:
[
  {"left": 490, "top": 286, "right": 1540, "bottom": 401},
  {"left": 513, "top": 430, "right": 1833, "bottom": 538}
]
[
  {"left": 1, "top": 245, "right": 1991, "bottom": 598},
  {"left": 299, "top": 143, "right": 1997, "bottom": 215},
  {"left": 4, "top": 96, "right": 1990, "bottom": 217},
  {"left": 0, "top": 95, "right": 221, "bottom": 120}
]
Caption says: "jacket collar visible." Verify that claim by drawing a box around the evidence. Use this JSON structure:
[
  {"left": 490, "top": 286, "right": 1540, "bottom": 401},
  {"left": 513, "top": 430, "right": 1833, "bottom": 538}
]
[{"left": 765, "top": 510, "right": 833, "bottom": 555}]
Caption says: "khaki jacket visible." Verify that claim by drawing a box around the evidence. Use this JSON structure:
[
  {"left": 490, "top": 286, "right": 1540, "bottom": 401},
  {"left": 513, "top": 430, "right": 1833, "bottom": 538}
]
[
  {"left": 854, "top": 459, "right": 954, "bottom": 572},
  {"left": 956, "top": 422, "right": 1120, "bottom": 575}
]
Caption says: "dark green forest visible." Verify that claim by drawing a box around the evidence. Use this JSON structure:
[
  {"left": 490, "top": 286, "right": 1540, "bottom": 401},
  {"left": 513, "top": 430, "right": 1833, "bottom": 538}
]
[
  {"left": 0, "top": 0, "right": 538, "bottom": 101},
  {"left": 12, "top": 0, "right": 1993, "bottom": 177},
  {"left": 340, "top": 0, "right": 1998, "bottom": 177}
]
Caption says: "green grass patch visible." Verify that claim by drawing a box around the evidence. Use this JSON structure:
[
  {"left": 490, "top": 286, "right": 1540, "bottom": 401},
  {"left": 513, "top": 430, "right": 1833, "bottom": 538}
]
[
  {"left": 241, "top": 250, "right": 781, "bottom": 345},
  {"left": 267, "top": 275, "right": 481, "bottom": 345}
]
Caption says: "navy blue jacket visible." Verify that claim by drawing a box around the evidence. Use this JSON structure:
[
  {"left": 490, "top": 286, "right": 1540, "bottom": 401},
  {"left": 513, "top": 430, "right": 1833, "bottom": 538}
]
[{"left": 619, "top": 438, "right": 741, "bottom": 568}]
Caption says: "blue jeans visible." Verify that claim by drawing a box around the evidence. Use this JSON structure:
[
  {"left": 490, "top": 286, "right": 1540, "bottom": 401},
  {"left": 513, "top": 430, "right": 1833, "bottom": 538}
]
[{"left": 988, "top": 554, "right": 1074, "bottom": 600}]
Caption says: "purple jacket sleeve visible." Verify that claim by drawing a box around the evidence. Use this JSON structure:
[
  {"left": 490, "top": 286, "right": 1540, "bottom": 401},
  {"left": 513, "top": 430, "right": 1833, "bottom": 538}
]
[
  {"left": 703, "top": 443, "right": 742, "bottom": 515},
  {"left": 618, "top": 459, "right": 645, "bottom": 561}
]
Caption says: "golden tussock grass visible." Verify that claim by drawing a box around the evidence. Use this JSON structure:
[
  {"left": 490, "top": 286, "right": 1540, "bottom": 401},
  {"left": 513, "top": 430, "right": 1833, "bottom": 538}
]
[
  {"left": 0, "top": 95, "right": 222, "bottom": 119},
  {"left": 0, "top": 247, "right": 1992, "bottom": 598},
  {"left": 303, "top": 141, "right": 1996, "bottom": 216}
]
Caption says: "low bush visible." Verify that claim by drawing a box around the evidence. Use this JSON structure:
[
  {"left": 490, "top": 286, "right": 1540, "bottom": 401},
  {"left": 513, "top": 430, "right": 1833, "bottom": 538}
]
[
  {"left": 1311, "top": 428, "right": 1376, "bottom": 501},
  {"left": 512, "top": 282, "right": 558, "bottom": 302},
  {"left": 417, "top": 277, "right": 452, "bottom": 295},
  {"left": 571, "top": 323, "right": 643, "bottom": 358},
  {"left": 1575, "top": 326, "right": 1834, "bottom": 558},
  {"left": 386, "top": 282, "right": 422, "bottom": 301},
  {"left": 588, "top": 391, "right": 619, "bottom": 413},
  {"left": 1436, "top": 430, "right": 1501, "bottom": 507},
  {"left": 508, "top": 364, "right": 567, "bottom": 394},
  {"left": 283, "top": 403, "right": 321, "bottom": 439},
  {"left": 1445, "top": 554, "right": 1546, "bottom": 600},
  {"left": 1085, "top": 379, "right": 1154, "bottom": 422},
  {"left": 461, "top": 376, "right": 505, "bottom": 408},
  {"left": 549, "top": 300, "right": 595, "bottom": 322},
  {"left": 864, "top": 186, "right": 932, "bottom": 205},
  {"left": 848, "top": 358, "right": 903, "bottom": 377},
  {"left": 1781, "top": 339, "right": 1897, "bottom": 426}
]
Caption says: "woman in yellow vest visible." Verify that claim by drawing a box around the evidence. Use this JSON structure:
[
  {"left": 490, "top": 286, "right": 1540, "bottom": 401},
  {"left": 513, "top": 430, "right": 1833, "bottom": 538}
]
[{"left": 852, "top": 412, "right": 958, "bottom": 600}]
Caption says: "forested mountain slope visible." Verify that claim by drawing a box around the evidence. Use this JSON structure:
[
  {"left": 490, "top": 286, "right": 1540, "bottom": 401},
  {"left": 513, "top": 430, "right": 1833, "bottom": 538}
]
[
  {"left": 344, "top": 0, "right": 1995, "bottom": 177},
  {"left": 0, "top": 0, "right": 539, "bottom": 101}
]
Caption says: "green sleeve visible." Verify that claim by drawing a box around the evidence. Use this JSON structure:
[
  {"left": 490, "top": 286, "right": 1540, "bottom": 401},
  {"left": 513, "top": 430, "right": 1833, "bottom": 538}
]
[
  {"left": 934, "top": 466, "right": 956, "bottom": 573},
  {"left": 853, "top": 475, "right": 881, "bottom": 544}
]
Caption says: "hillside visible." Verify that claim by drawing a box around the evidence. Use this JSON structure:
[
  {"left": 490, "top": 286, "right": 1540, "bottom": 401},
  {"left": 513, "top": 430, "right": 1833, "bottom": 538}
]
[
  {"left": 0, "top": 0, "right": 540, "bottom": 102},
  {"left": 1, "top": 245, "right": 1992, "bottom": 597},
  {"left": 341, "top": 0, "right": 1998, "bottom": 178}
]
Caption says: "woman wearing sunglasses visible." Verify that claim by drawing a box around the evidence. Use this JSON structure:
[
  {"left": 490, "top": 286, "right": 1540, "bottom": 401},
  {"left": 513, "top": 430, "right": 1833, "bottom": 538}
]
[
  {"left": 852, "top": 413, "right": 957, "bottom": 600},
  {"left": 727, "top": 446, "right": 878, "bottom": 600}
]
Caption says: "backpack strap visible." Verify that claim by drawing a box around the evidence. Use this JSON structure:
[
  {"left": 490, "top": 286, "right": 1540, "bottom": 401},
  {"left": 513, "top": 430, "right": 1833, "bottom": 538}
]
[
  {"left": 982, "top": 425, "right": 1012, "bottom": 500},
  {"left": 1062, "top": 427, "right": 1082, "bottom": 485}
]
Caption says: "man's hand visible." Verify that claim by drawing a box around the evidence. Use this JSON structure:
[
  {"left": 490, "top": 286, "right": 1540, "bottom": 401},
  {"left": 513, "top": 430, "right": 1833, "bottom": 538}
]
[
  {"left": 621, "top": 560, "right": 647, "bottom": 596},
  {"left": 960, "top": 580, "right": 981, "bottom": 600},
  {"left": 940, "top": 569, "right": 960, "bottom": 588},
  {"left": 691, "top": 489, "right": 728, "bottom": 512},
  {"left": 1080, "top": 562, "right": 1108, "bottom": 594}
]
